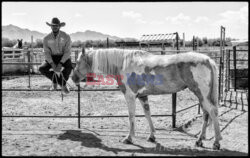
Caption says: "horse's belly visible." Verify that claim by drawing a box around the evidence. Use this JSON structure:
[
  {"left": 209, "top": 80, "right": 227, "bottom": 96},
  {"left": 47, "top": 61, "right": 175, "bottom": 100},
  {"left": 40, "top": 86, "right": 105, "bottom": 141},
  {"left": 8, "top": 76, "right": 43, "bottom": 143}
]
[
  {"left": 132, "top": 64, "right": 187, "bottom": 96},
  {"left": 140, "top": 79, "right": 187, "bottom": 95}
]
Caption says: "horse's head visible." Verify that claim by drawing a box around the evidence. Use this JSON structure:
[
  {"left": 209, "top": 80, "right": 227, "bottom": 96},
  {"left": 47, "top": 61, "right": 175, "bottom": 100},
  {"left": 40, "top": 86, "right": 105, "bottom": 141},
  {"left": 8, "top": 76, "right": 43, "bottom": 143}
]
[
  {"left": 71, "top": 47, "right": 92, "bottom": 85},
  {"left": 17, "top": 39, "right": 23, "bottom": 49}
]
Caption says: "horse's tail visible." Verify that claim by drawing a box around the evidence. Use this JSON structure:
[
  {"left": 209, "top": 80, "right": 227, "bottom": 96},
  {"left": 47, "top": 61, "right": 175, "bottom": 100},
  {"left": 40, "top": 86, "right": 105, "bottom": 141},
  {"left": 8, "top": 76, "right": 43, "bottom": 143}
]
[{"left": 207, "top": 58, "right": 219, "bottom": 129}]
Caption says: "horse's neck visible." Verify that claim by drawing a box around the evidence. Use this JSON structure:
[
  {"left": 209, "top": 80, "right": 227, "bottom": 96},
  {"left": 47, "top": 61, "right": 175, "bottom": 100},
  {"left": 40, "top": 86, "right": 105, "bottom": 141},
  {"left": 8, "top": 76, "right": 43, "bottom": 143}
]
[{"left": 13, "top": 43, "right": 18, "bottom": 48}]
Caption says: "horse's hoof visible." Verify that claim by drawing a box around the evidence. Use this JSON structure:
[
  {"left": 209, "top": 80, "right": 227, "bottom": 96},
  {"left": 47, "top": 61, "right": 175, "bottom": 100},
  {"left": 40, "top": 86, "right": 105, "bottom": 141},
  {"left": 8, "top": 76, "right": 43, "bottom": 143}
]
[
  {"left": 122, "top": 138, "right": 133, "bottom": 144},
  {"left": 147, "top": 136, "right": 156, "bottom": 142},
  {"left": 213, "top": 142, "right": 220, "bottom": 150},
  {"left": 195, "top": 140, "right": 203, "bottom": 147}
]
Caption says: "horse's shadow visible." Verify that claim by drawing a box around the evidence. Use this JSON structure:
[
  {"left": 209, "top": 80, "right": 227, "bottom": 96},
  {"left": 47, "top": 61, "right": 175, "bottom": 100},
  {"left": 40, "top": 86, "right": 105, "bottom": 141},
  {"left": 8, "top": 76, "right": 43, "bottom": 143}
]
[{"left": 57, "top": 130, "right": 247, "bottom": 156}]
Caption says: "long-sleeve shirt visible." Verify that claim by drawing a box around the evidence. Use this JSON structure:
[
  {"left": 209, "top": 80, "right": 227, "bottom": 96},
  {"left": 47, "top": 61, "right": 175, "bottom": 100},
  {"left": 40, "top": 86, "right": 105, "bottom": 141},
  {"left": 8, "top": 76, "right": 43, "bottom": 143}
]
[{"left": 43, "top": 31, "right": 71, "bottom": 64}]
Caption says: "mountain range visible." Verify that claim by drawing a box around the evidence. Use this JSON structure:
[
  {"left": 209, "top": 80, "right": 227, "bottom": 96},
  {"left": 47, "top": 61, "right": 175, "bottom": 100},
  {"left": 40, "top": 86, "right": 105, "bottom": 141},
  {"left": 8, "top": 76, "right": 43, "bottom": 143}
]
[{"left": 2, "top": 24, "right": 137, "bottom": 42}]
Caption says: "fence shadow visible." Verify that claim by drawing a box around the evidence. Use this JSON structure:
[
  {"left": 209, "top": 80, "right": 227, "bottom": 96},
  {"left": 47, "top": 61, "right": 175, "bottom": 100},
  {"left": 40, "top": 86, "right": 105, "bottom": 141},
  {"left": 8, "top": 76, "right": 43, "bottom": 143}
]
[{"left": 57, "top": 130, "right": 247, "bottom": 156}]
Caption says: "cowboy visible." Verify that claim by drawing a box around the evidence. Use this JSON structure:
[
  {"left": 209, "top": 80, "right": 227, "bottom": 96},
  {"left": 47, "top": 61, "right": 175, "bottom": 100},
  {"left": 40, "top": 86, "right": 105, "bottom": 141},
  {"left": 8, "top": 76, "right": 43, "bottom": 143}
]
[{"left": 39, "top": 17, "right": 72, "bottom": 94}]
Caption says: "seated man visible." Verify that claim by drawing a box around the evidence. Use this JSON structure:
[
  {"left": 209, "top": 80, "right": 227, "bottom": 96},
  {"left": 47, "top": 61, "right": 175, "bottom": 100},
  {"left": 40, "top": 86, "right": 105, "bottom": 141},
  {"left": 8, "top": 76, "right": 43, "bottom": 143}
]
[{"left": 39, "top": 17, "right": 72, "bottom": 94}]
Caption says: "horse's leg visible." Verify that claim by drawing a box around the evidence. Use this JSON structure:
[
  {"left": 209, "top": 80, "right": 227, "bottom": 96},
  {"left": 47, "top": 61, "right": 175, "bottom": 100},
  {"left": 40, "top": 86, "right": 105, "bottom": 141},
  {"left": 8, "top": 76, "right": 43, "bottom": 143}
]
[
  {"left": 208, "top": 105, "right": 222, "bottom": 150},
  {"left": 122, "top": 92, "right": 136, "bottom": 144},
  {"left": 195, "top": 109, "right": 209, "bottom": 147},
  {"left": 138, "top": 96, "right": 156, "bottom": 142}
]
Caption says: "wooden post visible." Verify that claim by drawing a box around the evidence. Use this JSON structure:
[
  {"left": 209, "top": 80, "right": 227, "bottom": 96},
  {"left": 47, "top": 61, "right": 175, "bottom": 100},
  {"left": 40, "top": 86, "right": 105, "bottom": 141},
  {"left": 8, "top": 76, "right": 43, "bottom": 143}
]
[{"left": 233, "top": 46, "right": 237, "bottom": 91}]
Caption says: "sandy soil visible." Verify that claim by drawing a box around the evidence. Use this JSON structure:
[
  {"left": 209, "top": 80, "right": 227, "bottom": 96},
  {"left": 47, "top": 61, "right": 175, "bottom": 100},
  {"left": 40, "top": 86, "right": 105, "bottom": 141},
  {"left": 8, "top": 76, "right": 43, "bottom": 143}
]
[{"left": 2, "top": 76, "right": 248, "bottom": 156}]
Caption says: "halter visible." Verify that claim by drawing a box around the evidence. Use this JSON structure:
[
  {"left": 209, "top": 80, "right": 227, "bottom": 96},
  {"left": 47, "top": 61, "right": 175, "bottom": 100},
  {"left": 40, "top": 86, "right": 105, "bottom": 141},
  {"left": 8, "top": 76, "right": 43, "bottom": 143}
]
[{"left": 74, "top": 57, "right": 91, "bottom": 81}]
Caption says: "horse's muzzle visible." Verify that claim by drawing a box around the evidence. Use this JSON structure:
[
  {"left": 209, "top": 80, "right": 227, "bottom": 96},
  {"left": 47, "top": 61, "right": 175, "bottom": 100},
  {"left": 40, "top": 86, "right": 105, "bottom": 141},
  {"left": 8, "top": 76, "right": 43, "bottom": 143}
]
[{"left": 71, "top": 71, "right": 80, "bottom": 84}]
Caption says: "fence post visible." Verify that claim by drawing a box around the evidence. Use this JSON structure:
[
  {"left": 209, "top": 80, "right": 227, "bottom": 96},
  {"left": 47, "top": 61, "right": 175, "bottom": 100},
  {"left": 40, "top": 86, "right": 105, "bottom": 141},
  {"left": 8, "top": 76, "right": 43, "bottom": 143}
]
[
  {"left": 107, "top": 38, "right": 109, "bottom": 48},
  {"left": 75, "top": 50, "right": 78, "bottom": 63},
  {"left": 27, "top": 50, "right": 31, "bottom": 89},
  {"left": 161, "top": 43, "right": 165, "bottom": 55},
  {"left": 176, "top": 32, "right": 179, "bottom": 53},
  {"left": 171, "top": 32, "right": 179, "bottom": 128},
  {"left": 218, "top": 56, "right": 222, "bottom": 102},
  {"left": 172, "top": 93, "right": 177, "bottom": 128},
  {"left": 233, "top": 46, "right": 237, "bottom": 91},
  {"left": 193, "top": 36, "right": 196, "bottom": 51},
  {"left": 228, "top": 50, "right": 231, "bottom": 90},
  {"left": 78, "top": 85, "right": 81, "bottom": 128}
]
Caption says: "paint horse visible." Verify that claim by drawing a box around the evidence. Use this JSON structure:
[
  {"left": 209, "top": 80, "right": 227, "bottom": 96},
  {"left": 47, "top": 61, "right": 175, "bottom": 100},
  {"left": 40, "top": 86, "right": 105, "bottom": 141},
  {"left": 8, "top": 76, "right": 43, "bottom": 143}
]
[{"left": 71, "top": 48, "right": 222, "bottom": 150}]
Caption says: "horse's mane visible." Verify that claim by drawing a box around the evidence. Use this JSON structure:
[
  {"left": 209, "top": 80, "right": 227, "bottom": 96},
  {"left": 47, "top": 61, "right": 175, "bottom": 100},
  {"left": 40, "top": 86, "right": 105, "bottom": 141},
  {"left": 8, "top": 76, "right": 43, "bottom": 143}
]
[{"left": 91, "top": 48, "right": 149, "bottom": 75}]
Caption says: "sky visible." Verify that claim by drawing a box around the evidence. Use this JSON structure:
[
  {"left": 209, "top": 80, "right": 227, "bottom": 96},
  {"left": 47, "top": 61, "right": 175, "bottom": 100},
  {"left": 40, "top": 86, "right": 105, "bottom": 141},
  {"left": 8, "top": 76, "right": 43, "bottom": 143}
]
[{"left": 2, "top": 2, "right": 248, "bottom": 40}]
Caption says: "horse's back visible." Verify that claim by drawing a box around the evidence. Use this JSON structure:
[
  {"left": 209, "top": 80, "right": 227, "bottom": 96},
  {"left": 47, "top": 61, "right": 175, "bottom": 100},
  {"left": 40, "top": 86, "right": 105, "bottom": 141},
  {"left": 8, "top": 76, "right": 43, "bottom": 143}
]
[{"left": 143, "top": 52, "right": 212, "bottom": 68}]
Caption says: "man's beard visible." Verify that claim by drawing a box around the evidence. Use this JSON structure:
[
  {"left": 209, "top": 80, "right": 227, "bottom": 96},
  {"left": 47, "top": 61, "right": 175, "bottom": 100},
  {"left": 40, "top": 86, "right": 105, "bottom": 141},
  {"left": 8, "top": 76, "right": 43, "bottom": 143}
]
[{"left": 53, "top": 30, "right": 59, "bottom": 34}]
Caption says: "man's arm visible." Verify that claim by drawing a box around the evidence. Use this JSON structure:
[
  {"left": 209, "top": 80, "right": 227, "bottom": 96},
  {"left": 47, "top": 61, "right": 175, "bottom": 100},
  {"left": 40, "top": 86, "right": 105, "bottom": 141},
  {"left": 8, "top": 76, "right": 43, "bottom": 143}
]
[
  {"left": 60, "top": 35, "right": 72, "bottom": 64},
  {"left": 43, "top": 38, "right": 53, "bottom": 64}
]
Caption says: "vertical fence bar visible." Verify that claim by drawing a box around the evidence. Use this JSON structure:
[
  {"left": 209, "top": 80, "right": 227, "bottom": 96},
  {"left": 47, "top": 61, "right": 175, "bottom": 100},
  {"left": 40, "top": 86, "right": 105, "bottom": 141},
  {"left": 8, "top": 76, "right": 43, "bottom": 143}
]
[
  {"left": 241, "top": 91, "right": 244, "bottom": 111},
  {"left": 235, "top": 91, "right": 238, "bottom": 109},
  {"left": 161, "top": 43, "right": 165, "bottom": 55},
  {"left": 193, "top": 36, "right": 195, "bottom": 51},
  {"left": 75, "top": 50, "right": 78, "bottom": 63},
  {"left": 171, "top": 32, "right": 179, "bottom": 128},
  {"left": 28, "top": 50, "right": 31, "bottom": 89},
  {"left": 228, "top": 50, "right": 231, "bottom": 90},
  {"left": 172, "top": 93, "right": 177, "bottom": 128},
  {"left": 233, "top": 46, "right": 236, "bottom": 91},
  {"left": 218, "top": 56, "right": 222, "bottom": 102},
  {"left": 176, "top": 32, "right": 179, "bottom": 53},
  {"left": 78, "top": 85, "right": 81, "bottom": 128},
  {"left": 107, "top": 38, "right": 109, "bottom": 48}
]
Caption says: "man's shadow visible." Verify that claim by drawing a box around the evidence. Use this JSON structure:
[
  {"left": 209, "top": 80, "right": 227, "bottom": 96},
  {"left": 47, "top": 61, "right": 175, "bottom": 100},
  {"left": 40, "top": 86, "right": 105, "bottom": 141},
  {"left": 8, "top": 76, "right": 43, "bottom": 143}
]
[{"left": 57, "top": 130, "right": 247, "bottom": 156}]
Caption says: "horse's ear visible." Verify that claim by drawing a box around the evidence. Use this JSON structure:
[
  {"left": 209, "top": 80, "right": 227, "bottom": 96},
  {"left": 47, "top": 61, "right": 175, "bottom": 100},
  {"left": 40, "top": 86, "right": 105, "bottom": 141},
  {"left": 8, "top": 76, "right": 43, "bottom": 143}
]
[{"left": 82, "top": 47, "right": 86, "bottom": 56}]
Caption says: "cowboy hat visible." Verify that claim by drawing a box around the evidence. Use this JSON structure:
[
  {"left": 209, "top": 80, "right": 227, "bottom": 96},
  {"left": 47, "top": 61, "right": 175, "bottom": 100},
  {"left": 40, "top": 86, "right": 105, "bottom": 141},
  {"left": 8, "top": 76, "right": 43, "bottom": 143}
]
[{"left": 46, "top": 17, "right": 65, "bottom": 27}]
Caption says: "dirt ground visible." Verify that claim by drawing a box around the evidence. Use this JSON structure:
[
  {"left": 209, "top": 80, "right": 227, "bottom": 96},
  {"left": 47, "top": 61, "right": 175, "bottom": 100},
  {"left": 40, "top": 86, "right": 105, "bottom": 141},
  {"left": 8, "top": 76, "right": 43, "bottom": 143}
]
[{"left": 2, "top": 76, "right": 248, "bottom": 156}]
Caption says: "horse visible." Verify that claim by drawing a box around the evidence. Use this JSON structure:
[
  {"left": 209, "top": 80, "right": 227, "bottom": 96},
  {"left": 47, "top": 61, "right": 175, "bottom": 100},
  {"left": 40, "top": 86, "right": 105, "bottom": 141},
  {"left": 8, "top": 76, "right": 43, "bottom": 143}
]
[
  {"left": 2, "top": 39, "right": 23, "bottom": 49},
  {"left": 71, "top": 48, "right": 222, "bottom": 150}
]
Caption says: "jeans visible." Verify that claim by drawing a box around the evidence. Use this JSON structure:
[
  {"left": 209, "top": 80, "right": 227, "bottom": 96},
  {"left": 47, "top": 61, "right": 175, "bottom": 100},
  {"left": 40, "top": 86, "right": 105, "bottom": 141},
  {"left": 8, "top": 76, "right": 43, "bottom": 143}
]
[{"left": 39, "top": 55, "right": 73, "bottom": 86}]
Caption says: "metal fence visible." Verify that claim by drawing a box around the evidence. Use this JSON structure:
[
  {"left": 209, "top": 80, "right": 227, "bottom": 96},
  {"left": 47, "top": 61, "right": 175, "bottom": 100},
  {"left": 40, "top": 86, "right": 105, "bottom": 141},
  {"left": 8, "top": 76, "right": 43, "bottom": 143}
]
[{"left": 2, "top": 48, "right": 203, "bottom": 129}]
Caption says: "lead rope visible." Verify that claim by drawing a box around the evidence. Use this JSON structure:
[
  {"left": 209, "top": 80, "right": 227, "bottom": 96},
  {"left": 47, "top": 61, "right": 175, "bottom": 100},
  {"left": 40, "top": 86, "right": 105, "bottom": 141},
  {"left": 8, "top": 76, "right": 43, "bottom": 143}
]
[{"left": 51, "top": 71, "right": 64, "bottom": 101}]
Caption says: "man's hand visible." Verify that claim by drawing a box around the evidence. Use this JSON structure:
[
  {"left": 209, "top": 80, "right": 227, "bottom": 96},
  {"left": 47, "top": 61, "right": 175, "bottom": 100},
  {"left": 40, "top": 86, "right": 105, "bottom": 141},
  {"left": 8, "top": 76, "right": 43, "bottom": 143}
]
[
  {"left": 54, "top": 63, "right": 63, "bottom": 72},
  {"left": 50, "top": 62, "right": 57, "bottom": 71}
]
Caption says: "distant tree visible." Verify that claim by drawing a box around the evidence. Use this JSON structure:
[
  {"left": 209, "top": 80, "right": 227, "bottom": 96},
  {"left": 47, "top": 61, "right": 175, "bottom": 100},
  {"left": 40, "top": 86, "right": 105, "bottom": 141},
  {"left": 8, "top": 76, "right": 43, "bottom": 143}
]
[
  {"left": 34, "top": 39, "right": 43, "bottom": 48},
  {"left": 72, "top": 40, "right": 82, "bottom": 48},
  {"left": 202, "top": 37, "right": 208, "bottom": 45},
  {"left": 2, "top": 38, "right": 16, "bottom": 47},
  {"left": 197, "top": 37, "right": 203, "bottom": 46},
  {"left": 85, "top": 40, "right": 94, "bottom": 48}
]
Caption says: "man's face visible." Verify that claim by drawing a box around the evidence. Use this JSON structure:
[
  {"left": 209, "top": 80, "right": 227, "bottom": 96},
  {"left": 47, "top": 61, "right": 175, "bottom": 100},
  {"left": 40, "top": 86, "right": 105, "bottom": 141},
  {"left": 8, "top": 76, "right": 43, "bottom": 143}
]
[{"left": 51, "top": 25, "right": 60, "bottom": 33}]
